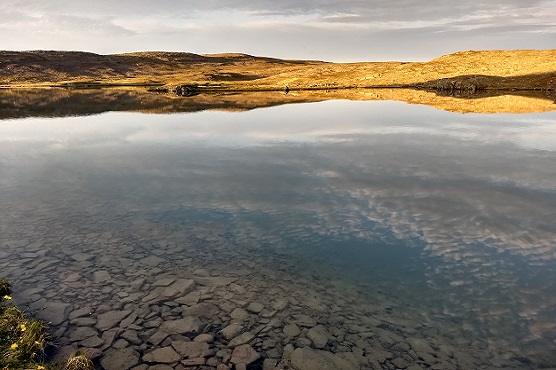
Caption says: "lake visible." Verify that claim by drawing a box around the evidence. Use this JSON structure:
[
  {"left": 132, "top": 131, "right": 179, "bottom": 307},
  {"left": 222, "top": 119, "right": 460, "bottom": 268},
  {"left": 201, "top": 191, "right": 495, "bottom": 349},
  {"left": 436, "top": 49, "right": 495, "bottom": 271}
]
[{"left": 1, "top": 92, "right": 555, "bottom": 369}]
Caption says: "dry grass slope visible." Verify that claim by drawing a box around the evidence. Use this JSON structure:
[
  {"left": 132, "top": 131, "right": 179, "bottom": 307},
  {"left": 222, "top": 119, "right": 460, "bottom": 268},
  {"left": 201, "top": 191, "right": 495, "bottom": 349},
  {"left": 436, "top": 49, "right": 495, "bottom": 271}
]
[{"left": 1, "top": 49, "right": 554, "bottom": 91}]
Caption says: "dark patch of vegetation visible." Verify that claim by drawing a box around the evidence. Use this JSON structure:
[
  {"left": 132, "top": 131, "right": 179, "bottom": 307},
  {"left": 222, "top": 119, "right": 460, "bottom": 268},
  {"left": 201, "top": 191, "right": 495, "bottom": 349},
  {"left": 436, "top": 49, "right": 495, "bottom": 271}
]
[
  {"left": 0, "top": 280, "right": 11, "bottom": 296},
  {"left": 208, "top": 72, "right": 265, "bottom": 81}
]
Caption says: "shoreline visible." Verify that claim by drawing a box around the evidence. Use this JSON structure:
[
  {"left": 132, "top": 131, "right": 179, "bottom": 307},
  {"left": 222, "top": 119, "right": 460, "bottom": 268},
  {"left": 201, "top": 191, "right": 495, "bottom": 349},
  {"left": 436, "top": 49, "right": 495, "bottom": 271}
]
[
  {"left": 1, "top": 82, "right": 553, "bottom": 98},
  {"left": 1, "top": 81, "right": 554, "bottom": 93},
  {"left": 1, "top": 86, "right": 554, "bottom": 117}
]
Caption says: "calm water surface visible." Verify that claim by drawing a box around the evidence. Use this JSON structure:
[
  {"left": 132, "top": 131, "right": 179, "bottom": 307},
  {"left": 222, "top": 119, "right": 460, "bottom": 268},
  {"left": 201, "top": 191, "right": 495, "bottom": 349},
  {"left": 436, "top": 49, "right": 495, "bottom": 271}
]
[{"left": 1, "top": 100, "right": 556, "bottom": 369}]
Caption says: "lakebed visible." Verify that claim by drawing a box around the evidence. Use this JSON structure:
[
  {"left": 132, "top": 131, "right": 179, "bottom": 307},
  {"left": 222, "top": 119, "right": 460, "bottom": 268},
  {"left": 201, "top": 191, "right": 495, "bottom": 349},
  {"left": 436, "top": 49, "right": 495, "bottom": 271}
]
[{"left": 1, "top": 98, "right": 556, "bottom": 369}]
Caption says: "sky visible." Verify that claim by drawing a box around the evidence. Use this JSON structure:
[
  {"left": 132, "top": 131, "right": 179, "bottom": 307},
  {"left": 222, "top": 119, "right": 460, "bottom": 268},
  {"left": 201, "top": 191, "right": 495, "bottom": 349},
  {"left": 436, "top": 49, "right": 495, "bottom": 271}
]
[{"left": 0, "top": 0, "right": 555, "bottom": 61}]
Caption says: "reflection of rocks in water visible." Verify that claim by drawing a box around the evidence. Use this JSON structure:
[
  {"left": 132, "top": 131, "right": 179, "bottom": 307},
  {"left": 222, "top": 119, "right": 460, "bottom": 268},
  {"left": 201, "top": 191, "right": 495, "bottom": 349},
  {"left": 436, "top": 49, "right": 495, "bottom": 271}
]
[
  {"left": 0, "top": 214, "right": 550, "bottom": 370},
  {"left": 1, "top": 87, "right": 555, "bottom": 120},
  {"left": 148, "top": 84, "right": 201, "bottom": 97}
]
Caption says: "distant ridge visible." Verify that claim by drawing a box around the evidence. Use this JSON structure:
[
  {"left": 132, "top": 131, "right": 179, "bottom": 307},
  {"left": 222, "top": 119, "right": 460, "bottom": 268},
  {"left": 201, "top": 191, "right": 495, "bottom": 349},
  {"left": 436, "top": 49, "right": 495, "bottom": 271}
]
[{"left": 1, "top": 49, "right": 555, "bottom": 93}]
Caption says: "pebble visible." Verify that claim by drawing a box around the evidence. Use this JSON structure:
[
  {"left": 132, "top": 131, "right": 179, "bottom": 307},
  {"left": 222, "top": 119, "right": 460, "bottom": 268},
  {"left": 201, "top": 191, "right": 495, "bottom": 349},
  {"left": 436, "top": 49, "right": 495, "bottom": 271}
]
[
  {"left": 283, "top": 323, "right": 301, "bottom": 337},
  {"left": 96, "top": 310, "right": 132, "bottom": 331},
  {"left": 143, "top": 346, "right": 181, "bottom": 364},
  {"left": 93, "top": 270, "right": 112, "bottom": 283},
  {"left": 220, "top": 323, "right": 244, "bottom": 340},
  {"left": 228, "top": 332, "right": 255, "bottom": 347},
  {"left": 230, "top": 308, "right": 250, "bottom": 321},
  {"left": 69, "top": 306, "right": 93, "bottom": 320},
  {"left": 100, "top": 348, "right": 140, "bottom": 370},
  {"left": 36, "top": 301, "right": 71, "bottom": 326},
  {"left": 181, "top": 357, "right": 206, "bottom": 366},
  {"left": 307, "top": 325, "right": 330, "bottom": 348},
  {"left": 121, "top": 330, "right": 142, "bottom": 345},
  {"left": 291, "top": 347, "right": 356, "bottom": 370},
  {"left": 80, "top": 335, "right": 104, "bottom": 348},
  {"left": 246, "top": 302, "right": 265, "bottom": 314},
  {"left": 230, "top": 344, "right": 260, "bottom": 365},
  {"left": 194, "top": 333, "right": 215, "bottom": 343},
  {"left": 159, "top": 316, "right": 203, "bottom": 335},
  {"left": 69, "top": 326, "right": 98, "bottom": 342},
  {"left": 140, "top": 256, "right": 166, "bottom": 266},
  {"left": 171, "top": 341, "right": 212, "bottom": 358},
  {"left": 292, "top": 314, "right": 317, "bottom": 328}
]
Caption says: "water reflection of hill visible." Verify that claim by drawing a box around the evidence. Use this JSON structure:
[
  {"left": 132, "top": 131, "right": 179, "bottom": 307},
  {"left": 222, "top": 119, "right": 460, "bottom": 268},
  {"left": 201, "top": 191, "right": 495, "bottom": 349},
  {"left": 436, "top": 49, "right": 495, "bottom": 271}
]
[{"left": 0, "top": 87, "right": 554, "bottom": 119}]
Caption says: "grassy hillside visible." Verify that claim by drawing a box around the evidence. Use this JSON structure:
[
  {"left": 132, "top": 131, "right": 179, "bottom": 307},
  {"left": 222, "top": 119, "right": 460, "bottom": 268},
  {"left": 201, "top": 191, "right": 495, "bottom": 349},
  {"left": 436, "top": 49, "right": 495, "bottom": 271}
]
[{"left": 1, "top": 49, "right": 555, "bottom": 92}]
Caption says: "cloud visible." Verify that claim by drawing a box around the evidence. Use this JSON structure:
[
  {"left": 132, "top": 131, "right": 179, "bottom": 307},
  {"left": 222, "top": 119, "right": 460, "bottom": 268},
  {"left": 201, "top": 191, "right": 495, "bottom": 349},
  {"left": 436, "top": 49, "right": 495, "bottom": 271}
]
[{"left": 0, "top": 0, "right": 554, "bottom": 60}]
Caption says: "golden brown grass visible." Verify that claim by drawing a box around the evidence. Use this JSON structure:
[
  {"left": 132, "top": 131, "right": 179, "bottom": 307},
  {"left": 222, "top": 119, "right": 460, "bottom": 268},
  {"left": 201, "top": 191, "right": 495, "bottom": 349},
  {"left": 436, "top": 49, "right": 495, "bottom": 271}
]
[
  {"left": 1, "top": 49, "right": 555, "bottom": 92},
  {"left": 1, "top": 49, "right": 554, "bottom": 115},
  {"left": 62, "top": 353, "right": 93, "bottom": 370}
]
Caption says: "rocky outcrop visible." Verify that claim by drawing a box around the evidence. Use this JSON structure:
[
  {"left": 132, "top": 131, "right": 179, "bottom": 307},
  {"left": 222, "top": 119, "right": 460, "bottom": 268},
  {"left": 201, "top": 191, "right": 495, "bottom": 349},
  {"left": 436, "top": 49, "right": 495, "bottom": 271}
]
[{"left": 421, "top": 75, "right": 481, "bottom": 94}]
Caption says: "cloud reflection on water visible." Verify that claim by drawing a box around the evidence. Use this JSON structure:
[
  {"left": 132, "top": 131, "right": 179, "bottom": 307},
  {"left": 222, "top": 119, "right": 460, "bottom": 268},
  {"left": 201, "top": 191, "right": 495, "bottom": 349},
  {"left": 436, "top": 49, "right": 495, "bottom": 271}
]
[{"left": 1, "top": 100, "right": 556, "bottom": 354}]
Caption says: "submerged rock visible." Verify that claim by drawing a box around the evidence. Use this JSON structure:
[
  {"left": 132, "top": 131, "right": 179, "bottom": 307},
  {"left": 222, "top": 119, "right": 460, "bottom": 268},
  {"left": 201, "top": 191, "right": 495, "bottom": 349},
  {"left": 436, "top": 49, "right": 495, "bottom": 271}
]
[
  {"left": 182, "top": 302, "right": 219, "bottom": 318},
  {"left": 292, "top": 314, "right": 317, "bottom": 328},
  {"left": 194, "top": 333, "right": 214, "bottom": 343},
  {"left": 143, "top": 346, "right": 181, "bottom": 364},
  {"left": 160, "top": 316, "right": 204, "bottom": 335},
  {"left": 230, "top": 307, "right": 250, "bottom": 321},
  {"left": 96, "top": 310, "right": 131, "bottom": 331},
  {"left": 283, "top": 323, "right": 301, "bottom": 337},
  {"left": 290, "top": 347, "right": 361, "bottom": 370},
  {"left": 307, "top": 325, "right": 329, "bottom": 348},
  {"left": 221, "top": 323, "right": 244, "bottom": 340},
  {"left": 246, "top": 302, "right": 265, "bottom": 314},
  {"left": 230, "top": 344, "right": 260, "bottom": 365},
  {"left": 140, "top": 255, "right": 166, "bottom": 266},
  {"left": 100, "top": 347, "right": 140, "bottom": 370},
  {"left": 37, "top": 301, "right": 71, "bottom": 326},
  {"left": 93, "top": 270, "right": 111, "bottom": 283},
  {"left": 228, "top": 332, "right": 255, "bottom": 347},
  {"left": 171, "top": 340, "right": 212, "bottom": 358},
  {"left": 69, "top": 326, "right": 98, "bottom": 342},
  {"left": 162, "top": 278, "right": 195, "bottom": 297}
]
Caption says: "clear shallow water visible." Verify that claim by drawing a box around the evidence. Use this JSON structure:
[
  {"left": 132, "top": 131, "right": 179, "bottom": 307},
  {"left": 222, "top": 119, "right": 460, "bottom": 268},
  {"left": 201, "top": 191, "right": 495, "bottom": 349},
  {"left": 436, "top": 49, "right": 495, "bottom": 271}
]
[{"left": 1, "top": 100, "right": 556, "bottom": 369}]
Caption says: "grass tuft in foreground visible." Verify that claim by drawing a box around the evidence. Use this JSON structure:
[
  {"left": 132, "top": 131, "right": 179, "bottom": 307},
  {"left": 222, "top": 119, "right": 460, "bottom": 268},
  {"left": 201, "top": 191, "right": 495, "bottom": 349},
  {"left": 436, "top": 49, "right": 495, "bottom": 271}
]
[
  {"left": 0, "top": 290, "right": 48, "bottom": 368},
  {"left": 62, "top": 352, "right": 94, "bottom": 370},
  {"left": 0, "top": 280, "right": 93, "bottom": 370}
]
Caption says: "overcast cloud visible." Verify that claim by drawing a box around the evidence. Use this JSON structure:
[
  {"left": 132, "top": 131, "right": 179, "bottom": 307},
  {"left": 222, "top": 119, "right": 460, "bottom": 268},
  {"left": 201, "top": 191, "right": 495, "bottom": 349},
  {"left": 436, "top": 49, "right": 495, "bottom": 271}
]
[{"left": 0, "top": 0, "right": 555, "bottom": 61}]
